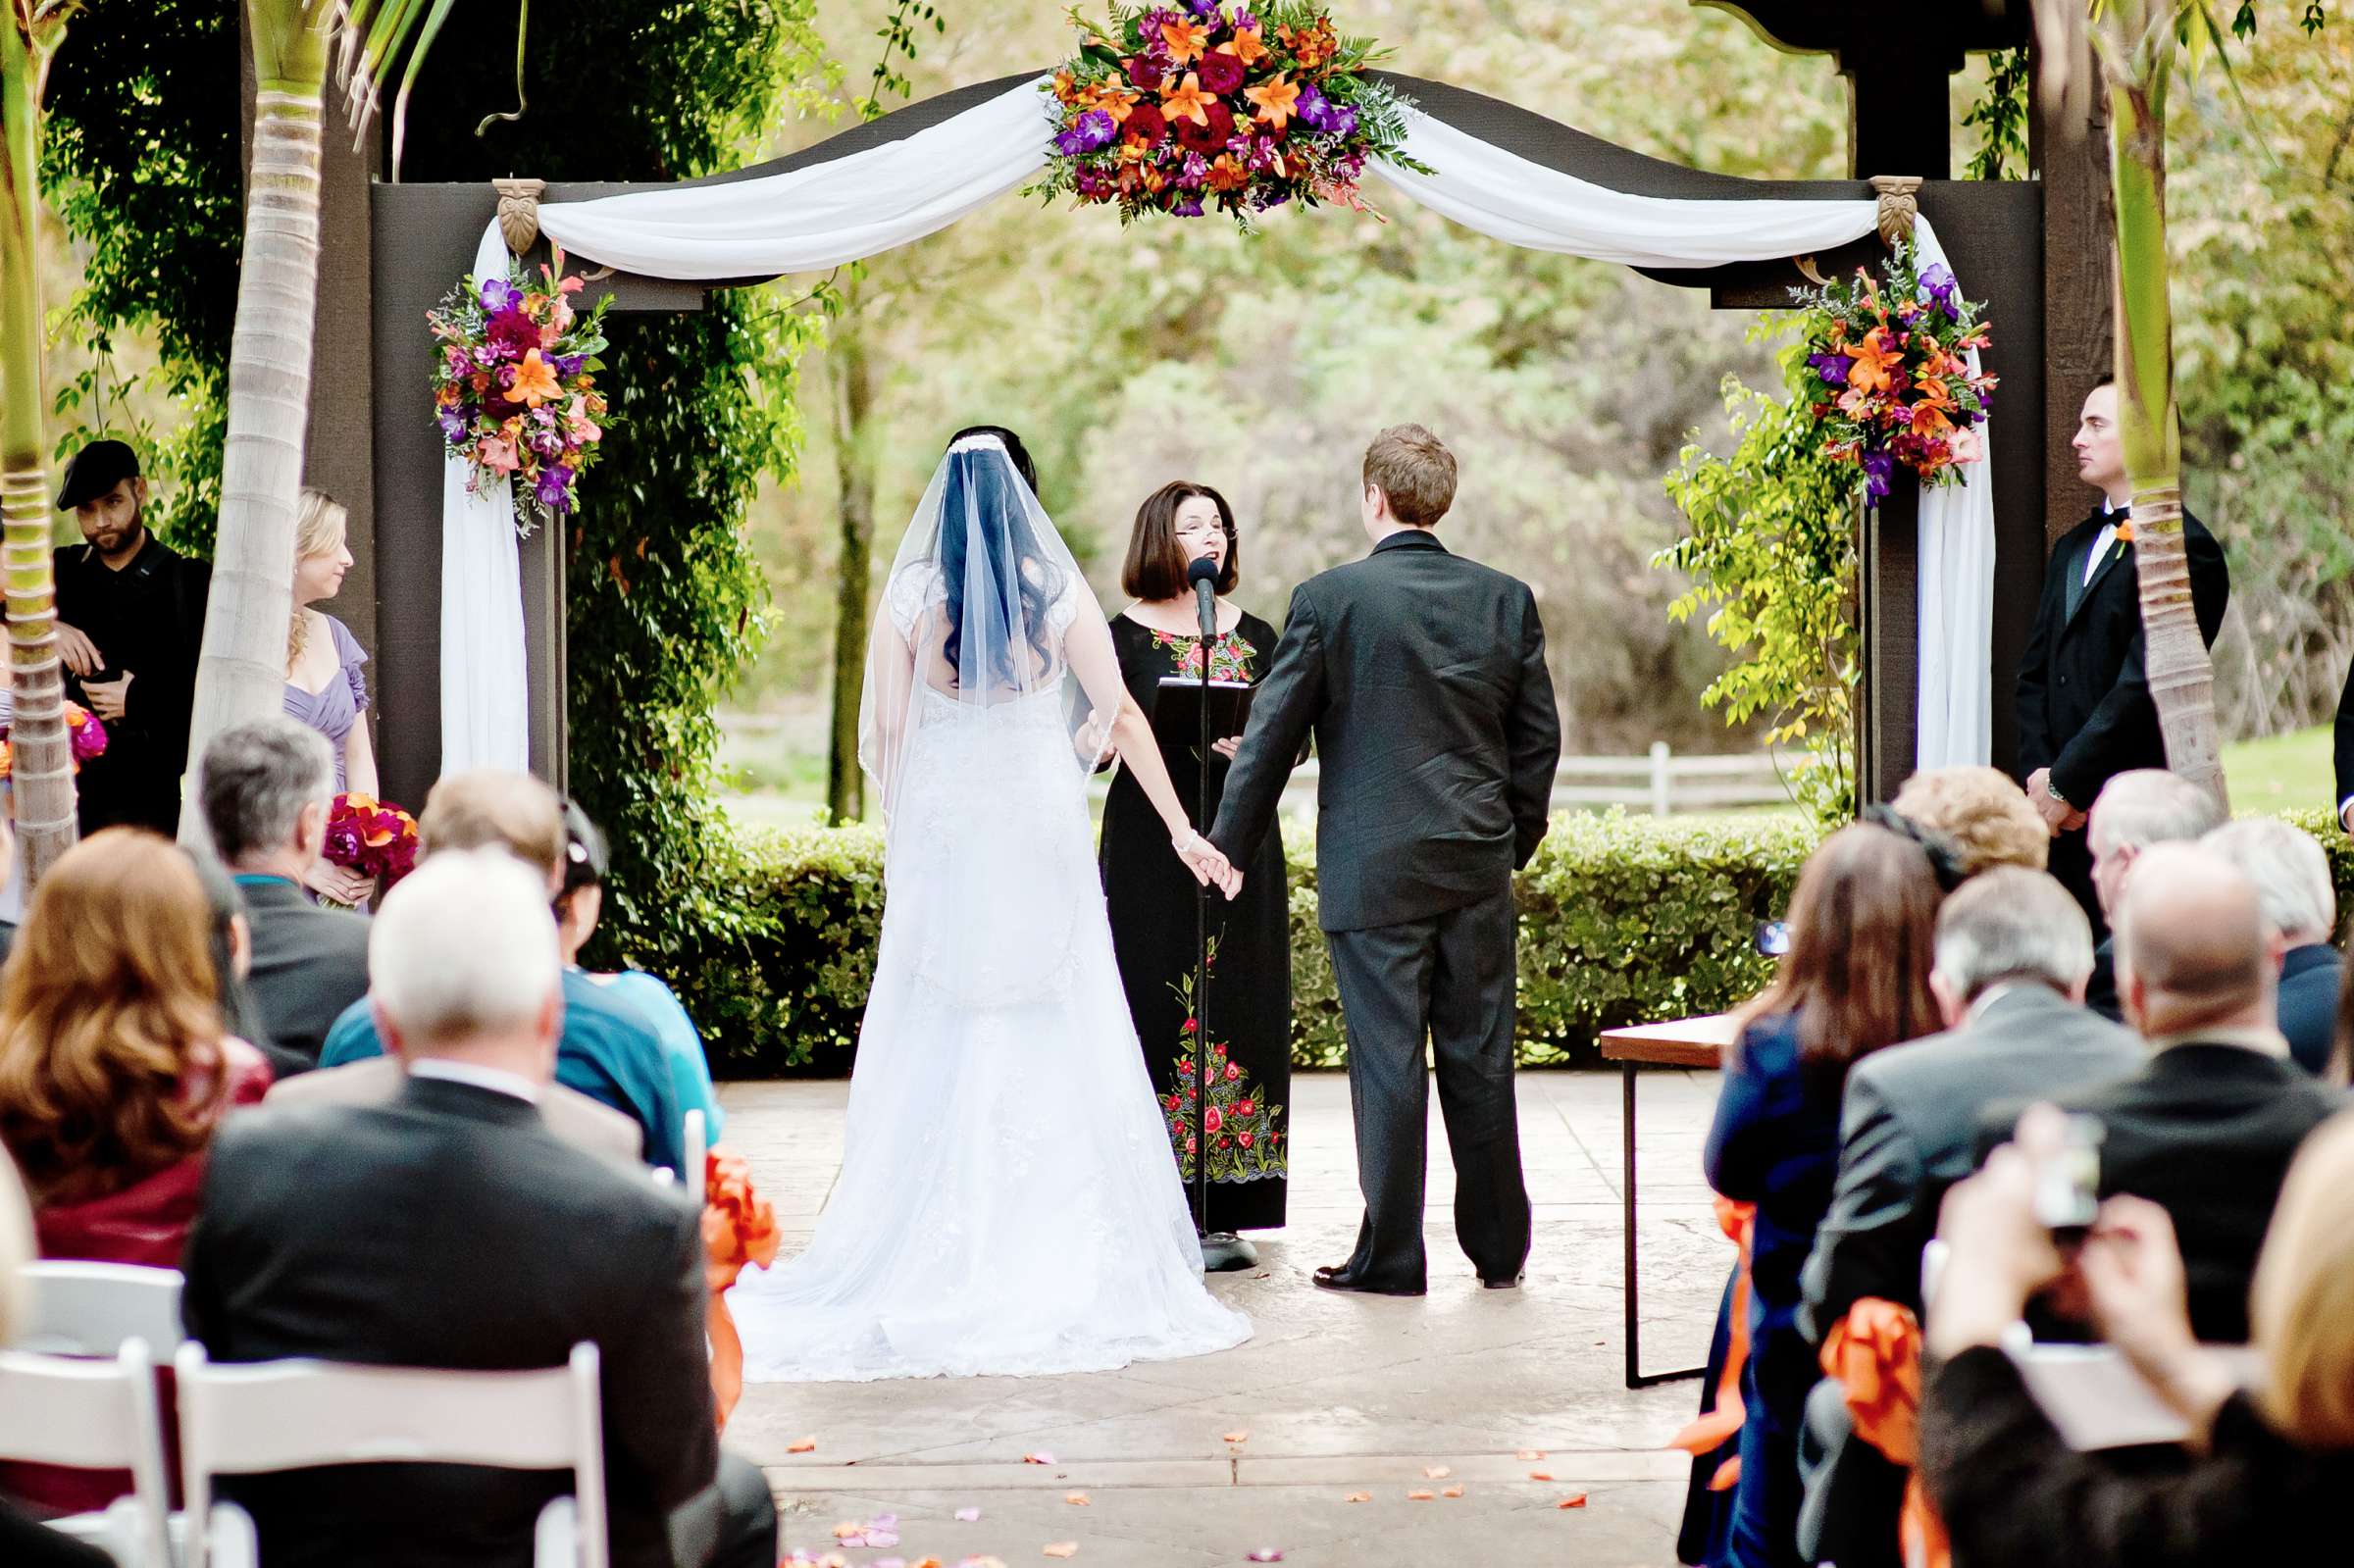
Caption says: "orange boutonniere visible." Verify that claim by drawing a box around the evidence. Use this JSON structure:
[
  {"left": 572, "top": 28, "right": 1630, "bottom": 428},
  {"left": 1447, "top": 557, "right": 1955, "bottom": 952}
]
[{"left": 2114, "top": 521, "right": 2134, "bottom": 543}]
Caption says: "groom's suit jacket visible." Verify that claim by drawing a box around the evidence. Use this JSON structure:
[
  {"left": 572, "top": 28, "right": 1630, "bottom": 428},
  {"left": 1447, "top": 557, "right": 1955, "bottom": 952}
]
[{"left": 1210, "top": 530, "right": 1561, "bottom": 933}]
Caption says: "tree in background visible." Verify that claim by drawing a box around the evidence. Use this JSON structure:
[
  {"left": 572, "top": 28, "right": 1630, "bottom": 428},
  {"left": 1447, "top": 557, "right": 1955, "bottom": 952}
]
[
  {"left": 2031, "top": 0, "right": 2332, "bottom": 813},
  {"left": 0, "top": 0, "right": 78, "bottom": 885}
]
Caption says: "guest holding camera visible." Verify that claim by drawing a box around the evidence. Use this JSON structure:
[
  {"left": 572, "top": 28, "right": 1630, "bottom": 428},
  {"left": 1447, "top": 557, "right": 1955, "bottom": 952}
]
[
  {"left": 1093, "top": 481, "right": 1291, "bottom": 1243},
  {"left": 1920, "top": 1103, "right": 2354, "bottom": 1567},
  {"left": 1704, "top": 823, "right": 1946, "bottom": 1568}
]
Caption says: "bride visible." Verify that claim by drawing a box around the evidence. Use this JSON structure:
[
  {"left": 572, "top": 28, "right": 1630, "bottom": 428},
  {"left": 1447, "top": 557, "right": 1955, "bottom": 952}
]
[{"left": 730, "top": 430, "right": 1253, "bottom": 1381}]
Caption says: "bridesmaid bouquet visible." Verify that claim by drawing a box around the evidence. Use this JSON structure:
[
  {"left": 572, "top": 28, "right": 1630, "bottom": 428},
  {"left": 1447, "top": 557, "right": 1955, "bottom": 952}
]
[
  {"left": 0, "top": 700, "right": 108, "bottom": 779},
  {"left": 322, "top": 792, "right": 421, "bottom": 890}
]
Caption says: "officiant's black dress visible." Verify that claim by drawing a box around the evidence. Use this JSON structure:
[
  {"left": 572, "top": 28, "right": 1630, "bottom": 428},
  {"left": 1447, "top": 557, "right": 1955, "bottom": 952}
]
[{"left": 1100, "top": 611, "right": 1291, "bottom": 1233}]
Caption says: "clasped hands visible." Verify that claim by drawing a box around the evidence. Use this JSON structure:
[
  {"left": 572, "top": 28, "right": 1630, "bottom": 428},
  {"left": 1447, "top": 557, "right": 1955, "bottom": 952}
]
[
  {"left": 53, "top": 621, "right": 133, "bottom": 722},
  {"left": 2023, "top": 768, "right": 2085, "bottom": 835},
  {"left": 1173, "top": 830, "right": 1244, "bottom": 900}
]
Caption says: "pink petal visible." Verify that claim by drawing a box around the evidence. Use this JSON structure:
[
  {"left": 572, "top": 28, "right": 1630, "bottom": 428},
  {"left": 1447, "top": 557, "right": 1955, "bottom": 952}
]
[{"left": 1247, "top": 1552, "right": 1286, "bottom": 1563}]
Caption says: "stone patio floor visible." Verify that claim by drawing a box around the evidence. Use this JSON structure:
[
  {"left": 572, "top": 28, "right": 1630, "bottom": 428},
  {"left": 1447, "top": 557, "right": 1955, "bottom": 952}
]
[{"left": 722, "top": 1067, "right": 1727, "bottom": 1566}]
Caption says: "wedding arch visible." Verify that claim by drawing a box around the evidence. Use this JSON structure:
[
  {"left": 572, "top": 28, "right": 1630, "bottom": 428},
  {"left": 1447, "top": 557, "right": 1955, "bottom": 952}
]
[{"left": 354, "top": 64, "right": 2051, "bottom": 812}]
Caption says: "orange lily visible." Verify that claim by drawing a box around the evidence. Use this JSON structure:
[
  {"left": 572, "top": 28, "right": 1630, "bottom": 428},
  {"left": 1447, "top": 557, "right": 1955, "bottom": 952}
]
[
  {"left": 1051, "top": 69, "right": 1079, "bottom": 103},
  {"left": 1245, "top": 73, "right": 1301, "bottom": 129},
  {"left": 1844, "top": 327, "right": 1901, "bottom": 396},
  {"left": 1161, "top": 72, "right": 1216, "bottom": 126},
  {"left": 1229, "top": 25, "right": 1269, "bottom": 66},
  {"left": 1160, "top": 17, "right": 1209, "bottom": 63},
  {"left": 1083, "top": 84, "right": 1140, "bottom": 122},
  {"left": 1205, "top": 154, "right": 1250, "bottom": 193},
  {"left": 509, "top": 348, "right": 563, "bottom": 407},
  {"left": 1909, "top": 404, "right": 1955, "bottom": 439}
]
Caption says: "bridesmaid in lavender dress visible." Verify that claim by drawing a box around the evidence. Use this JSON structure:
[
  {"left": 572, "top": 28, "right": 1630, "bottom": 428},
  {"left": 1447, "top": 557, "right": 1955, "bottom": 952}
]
[{"left": 283, "top": 490, "right": 379, "bottom": 906}]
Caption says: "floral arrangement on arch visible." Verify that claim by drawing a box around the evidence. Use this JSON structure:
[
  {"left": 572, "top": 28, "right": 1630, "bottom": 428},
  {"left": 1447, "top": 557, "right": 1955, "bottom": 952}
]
[
  {"left": 1794, "top": 240, "right": 1996, "bottom": 503},
  {"left": 1030, "top": 1, "right": 1423, "bottom": 227},
  {"left": 427, "top": 252, "right": 615, "bottom": 537},
  {"left": 0, "top": 700, "right": 108, "bottom": 781}
]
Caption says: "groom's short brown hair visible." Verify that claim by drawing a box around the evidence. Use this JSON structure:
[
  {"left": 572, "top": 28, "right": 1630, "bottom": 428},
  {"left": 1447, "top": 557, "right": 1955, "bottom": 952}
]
[{"left": 1363, "top": 425, "right": 1457, "bottom": 527}]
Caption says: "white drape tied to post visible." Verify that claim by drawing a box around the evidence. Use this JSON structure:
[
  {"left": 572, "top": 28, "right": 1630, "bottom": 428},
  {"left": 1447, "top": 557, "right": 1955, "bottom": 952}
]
[{"left": 440, "top": 80, "right": 1993, "bottom": 776}]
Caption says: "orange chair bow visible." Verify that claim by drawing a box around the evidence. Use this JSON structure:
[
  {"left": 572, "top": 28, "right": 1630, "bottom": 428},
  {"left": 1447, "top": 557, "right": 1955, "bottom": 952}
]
[
  {"left": 701, "top": 1146, "right": 779, "bottom": 1432},
  {"left": 1667, "top": 1196, "right": 1758, "bottom": 1491},
  {"left": 1817, "top": 1296, "right": 1949, "bottom": 1568}
]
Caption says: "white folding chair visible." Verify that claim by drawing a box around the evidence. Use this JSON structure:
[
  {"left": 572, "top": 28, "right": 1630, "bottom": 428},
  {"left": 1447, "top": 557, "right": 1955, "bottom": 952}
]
[
  {"left": 0, "top": 1344, "right": 173, "bottom": 1567},
  {"left": 682, "top": 1109, "right": 707, "bottom": 1188},
  {"left": 18, "top": 1261, "right": 184, "bottom": 1357},
  {"left": 174, "top": 1340, "right": 607, "bottom": 1568}
]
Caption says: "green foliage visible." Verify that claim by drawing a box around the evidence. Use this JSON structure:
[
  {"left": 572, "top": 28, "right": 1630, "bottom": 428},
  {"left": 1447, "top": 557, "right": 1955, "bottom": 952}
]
[
  {"left": 700, "top": 812, "right": 1814, "bottom": 1075},
  {"left": 856, "top": 0, "right": 943, "bottom": 120},
  {"left": 1962, "top": 46, "right": 2030, "bottom": 180},
  {"left": 37, "top": 0, "right": 239, "bottom": 552},
  {"left": 1659, "top": 326, "right": 1861, "bottom": 826}
]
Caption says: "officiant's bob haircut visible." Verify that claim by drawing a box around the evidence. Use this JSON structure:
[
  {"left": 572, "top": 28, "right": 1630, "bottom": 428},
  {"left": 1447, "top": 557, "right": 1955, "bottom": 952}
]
[{"left": 1123, "top": 481, "right": 1240, "bottom": 601}]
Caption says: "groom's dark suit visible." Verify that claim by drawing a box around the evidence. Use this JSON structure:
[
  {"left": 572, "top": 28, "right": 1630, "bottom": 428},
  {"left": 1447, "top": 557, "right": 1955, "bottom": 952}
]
[{"left": 1211, "top": 529, "right": 1561, "bottom": 1290}]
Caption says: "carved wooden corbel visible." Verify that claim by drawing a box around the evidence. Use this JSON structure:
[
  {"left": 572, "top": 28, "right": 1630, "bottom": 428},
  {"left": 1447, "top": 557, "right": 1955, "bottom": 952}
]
[
  {"left": 1868, "top": 175, "right": 1922, "bottom": 249},
  {"left": 492, "top": 177, "right": 546, "bottom": 254}
]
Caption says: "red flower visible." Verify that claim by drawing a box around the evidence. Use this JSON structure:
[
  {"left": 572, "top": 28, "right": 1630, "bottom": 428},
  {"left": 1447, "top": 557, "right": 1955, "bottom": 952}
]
[
  {"left": 1204, "top": 1107, "right": 1224, "bottom": 1135},
  {"left": 1125, "top": 55, "right": 1162, "bottom": 92},
  {"left": 1182, "top": 1018, "right": 1198, "bottom": 1034},
  {"left": 1236, "top": 1099, "right": 1254, "bottom": 1116},
  {"left": 1196, "top": 46, "right": 1245, "bottom": 94},
  {"left": 1173, "top": 99, "right": 1233, "bottom": 154},
  {"left": 1124, "top": 103, "right": 1167, "bottom": 144},
  {"left": 1225, "top": 1062, "right": 1242, "bottom": 1082},
  {"left": 1239, "top": 1132, "right": 1255, "bottom": 1148}
]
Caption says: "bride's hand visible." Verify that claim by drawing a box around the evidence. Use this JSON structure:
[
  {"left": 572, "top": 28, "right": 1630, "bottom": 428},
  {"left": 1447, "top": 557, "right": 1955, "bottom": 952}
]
[{"left": 1172, "top": 830, "right": 1243, "bottom": 899}]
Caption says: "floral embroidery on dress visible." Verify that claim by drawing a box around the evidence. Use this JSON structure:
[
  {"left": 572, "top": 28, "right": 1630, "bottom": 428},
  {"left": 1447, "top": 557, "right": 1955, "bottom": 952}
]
[
  {"left": 1158, "top": 940, "right": 1287, "bottom": 1185},
  {"left": 1149, "top": 628, "right": 1255, "bottom": 683}
]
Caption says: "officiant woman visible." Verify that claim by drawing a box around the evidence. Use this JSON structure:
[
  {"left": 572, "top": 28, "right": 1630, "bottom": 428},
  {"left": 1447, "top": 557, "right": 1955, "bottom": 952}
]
[{"left": 1097, "top": 481, "right": 1291, "bottom": 1241}]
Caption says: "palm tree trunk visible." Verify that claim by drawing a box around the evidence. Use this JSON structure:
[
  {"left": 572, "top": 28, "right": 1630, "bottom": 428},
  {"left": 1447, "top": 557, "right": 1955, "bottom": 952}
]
[
  {"left": 2107, "top": 59, "right": 2228, "bottom": 810},
  {"left": 181, "top": 1, "right": 330, "bottom": 838},
  {"left": 826, "top": 307, "right": 876, "bottom": 826},
  {"left": 0, "top": 10, "right": 76, "bottom": 885}
]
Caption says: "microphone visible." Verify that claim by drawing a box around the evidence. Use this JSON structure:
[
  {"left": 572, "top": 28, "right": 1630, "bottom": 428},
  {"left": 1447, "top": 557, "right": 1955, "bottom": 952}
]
[{"left": 1187, "top": 553, "right": 1220, "bottom": 640}]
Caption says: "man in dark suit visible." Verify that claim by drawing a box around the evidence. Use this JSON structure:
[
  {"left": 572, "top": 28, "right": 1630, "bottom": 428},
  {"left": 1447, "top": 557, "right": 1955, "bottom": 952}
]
[
  {"left": 2336, "top": 654, "right": 2354, "bottom": 835},
  {"left": 50, "top": 438, "right": 211, "bottom": 836},
  {"left": 1793, "top": 869, "right": 2140, "bottom": 1568},
  {"left": 1205, "top": 424, "right": 1561, "bottom": 1296},
  {"left": 1980, "top": 843, "right": 2345, "bottom": 1342},
  {"left": 2014, "top": 379, "right": 2229, "bottom": 932},
  {"left": 181, "top": 848, "right": 774, "bottom": 1568},
  {"left": 2202, "top": 817, "right": 2343, "bottom": 1076},
  {"left": 197, "top": 717, "right": 369, "bottom": 1068}
]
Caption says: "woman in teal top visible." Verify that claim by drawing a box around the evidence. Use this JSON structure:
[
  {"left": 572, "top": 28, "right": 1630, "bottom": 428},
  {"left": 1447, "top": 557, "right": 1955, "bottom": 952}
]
[{"left": 555, "top": 802, "right": 724, "bottom": 1144}]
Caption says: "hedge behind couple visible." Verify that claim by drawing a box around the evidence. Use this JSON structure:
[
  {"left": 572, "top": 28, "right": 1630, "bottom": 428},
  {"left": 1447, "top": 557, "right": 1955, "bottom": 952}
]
[{"left": 728, "top": 423, "right": 1562, "bottom": 1384}]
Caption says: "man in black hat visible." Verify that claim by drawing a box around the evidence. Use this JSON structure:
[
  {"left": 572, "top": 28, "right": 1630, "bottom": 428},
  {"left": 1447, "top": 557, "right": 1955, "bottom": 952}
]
[{"left": 52, "top": 438, "right": 212, "bottom": 835}]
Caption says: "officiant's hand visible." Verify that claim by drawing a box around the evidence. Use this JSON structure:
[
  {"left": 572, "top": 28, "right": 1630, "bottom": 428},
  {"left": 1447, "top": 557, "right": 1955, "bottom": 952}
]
[{"left": 1211, "top": 734, "right": 1244, "bottom": 760}]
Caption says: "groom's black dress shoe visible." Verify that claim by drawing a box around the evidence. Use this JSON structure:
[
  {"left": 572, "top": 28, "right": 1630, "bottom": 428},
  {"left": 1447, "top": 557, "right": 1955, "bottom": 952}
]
[
  {"left": 1481, "top": 1273, "right": 1524, "bottom": 1290},
  {"left": 1312, "top": 1264, "right": 1425, "bottom": 1297}
]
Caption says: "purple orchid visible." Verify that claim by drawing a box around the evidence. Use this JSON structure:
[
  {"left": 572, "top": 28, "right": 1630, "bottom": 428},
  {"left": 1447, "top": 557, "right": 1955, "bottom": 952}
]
[
  {"left": 1919, "top": 262, "right": 1960, "bottom": 320},
  {"left": 536, "top": 466, "right": 574, "bottom": 510},
  {"left": 1808, "top": 352, "right": 1851, "bottom": 387},
  {"left": 1182, "top": 0, "right": 1222, "bottom": 18},
  {"left": 1862, "top": 448, "right": 1896, "bottom": 503},
  {"left": 1171, "top": 196, "right": 1206, "bottom": 218},
  {"left": 1054, "top": 108, "right": 1119, "bottom": 157},
  {"left": 479, "top": 276, "right": 522, "bottom": 314},
  {"left": 436, "top": 408, "right": 470, "bottom": 442},
  {"left": 1180, "top": 152, "right": 1209, "bottom": 188}
]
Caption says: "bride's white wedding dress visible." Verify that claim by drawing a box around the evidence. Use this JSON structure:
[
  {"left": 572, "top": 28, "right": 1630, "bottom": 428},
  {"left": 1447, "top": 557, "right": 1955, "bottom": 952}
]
[{"left": 729, "top": 443, "right": 1250, "bottom": 1383}]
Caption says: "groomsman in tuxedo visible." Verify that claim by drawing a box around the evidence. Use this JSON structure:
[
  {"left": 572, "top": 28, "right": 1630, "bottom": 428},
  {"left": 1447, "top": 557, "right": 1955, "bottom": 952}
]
[
  {"left": 2014, "top": 378, "right": 2229, "bottom": 931},
  {"left": 1208, "top": 425, "right": 1561, "bottom": 1295}
]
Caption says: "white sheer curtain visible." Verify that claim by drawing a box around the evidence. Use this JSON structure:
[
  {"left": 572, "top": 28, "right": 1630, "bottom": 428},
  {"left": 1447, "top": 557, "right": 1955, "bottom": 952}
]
[{"left": 438, "top": 79, "right": 1993, "bottom": 776}]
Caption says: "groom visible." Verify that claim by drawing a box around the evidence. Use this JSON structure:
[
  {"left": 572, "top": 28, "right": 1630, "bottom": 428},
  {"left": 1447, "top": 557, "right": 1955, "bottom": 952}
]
[{"left": 1200, "top": 425, "right": 1561, "bottom": 1295}]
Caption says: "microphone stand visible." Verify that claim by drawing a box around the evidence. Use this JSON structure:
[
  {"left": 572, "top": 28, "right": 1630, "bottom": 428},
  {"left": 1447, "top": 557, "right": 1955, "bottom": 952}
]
[{"left": 1189, "top": 559, "right": 1255, "bottom": 1274}]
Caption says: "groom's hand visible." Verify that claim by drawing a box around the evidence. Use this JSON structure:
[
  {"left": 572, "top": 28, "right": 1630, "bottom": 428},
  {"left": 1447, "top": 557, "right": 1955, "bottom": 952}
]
[{"left": 1174, "top": 832, "right": 1237, "bottom": 895}]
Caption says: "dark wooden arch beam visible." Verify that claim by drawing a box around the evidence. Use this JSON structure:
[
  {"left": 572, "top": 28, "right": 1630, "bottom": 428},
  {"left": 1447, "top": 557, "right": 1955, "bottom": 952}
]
[{"left": 368, "top": 71, "right": 2043, "bottom": 809}]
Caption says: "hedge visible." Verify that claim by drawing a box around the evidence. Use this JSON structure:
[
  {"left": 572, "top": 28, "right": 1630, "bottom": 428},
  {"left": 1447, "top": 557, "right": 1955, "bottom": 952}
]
[{"left": 671, "top": 811, "right": 1821, "bottom": 1077}]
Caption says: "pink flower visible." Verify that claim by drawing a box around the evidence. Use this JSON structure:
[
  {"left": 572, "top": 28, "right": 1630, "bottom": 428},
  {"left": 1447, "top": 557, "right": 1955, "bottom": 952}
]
[
  {"left": 564, "top": 394, "right": 602, "bottom": 444},
  {"left": 1950, "top": 429, "right": 1983, "bottom": 464},
  {"left": 1204, "top": 1107, "right": 1224, "bottom": 1134},
  {"left": 480, "top": 434, "right": 521, "bottom": 475},
  {"left": 1225, "top": 1062, "right": 1241, "bottom": 1082}
]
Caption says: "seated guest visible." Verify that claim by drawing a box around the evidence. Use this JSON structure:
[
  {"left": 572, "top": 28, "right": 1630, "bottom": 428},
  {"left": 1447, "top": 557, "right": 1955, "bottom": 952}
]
[
  {"left": 2078, "top": 770, "right": 2224, "bottom": 1020},
  {"left": 1919, "top": 1104, "right": 2354, "bottom": 1567},
  {"left": 1792, "top": 869, "right": 2140, "bottom": 1568},
  {"left": 2334, "top": 960, "right": 2354, "bottom": 1087},
  {"left": 1705, "top": 823, "right": 1945, "bottom": 1568},
  {"left": 1889, "top": 766, "right": 2051, "bottom": 877},
  {"left": 185, "top": 846, "right": 310, "bottom": 1084},
  {"left": 557, "top": 802, "right": 724, "bottom": 1143},
  {"left": 182, "top": 850, "right": 774, "bottom": 1568},
  {"left": 1981, "top": 843, "right": 2344, "bottom": 1342},
  {"left": 0, "top": 1150, "right": 116, "bottom": 1566},
  {"left": 0, "top": 831, "right": 270, "bottom": 1516},
  {"left": 320, "top": 770, "right": 686, "bottom": 1173},
  {"left": 199, "top": 718, "right": 370, "bottom": 1066},
  {"left": 2201, "top": 818, "right": 2342, "bottom": 1076},
  {"left": 269, "top": 1056, "right": 644, "bottom": 1167}
]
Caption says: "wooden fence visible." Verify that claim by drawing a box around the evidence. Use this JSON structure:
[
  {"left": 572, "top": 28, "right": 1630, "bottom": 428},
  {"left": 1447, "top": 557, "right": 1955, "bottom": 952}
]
[{"left": 1273, "top": 743, "right": 1798, "bottom": 817}]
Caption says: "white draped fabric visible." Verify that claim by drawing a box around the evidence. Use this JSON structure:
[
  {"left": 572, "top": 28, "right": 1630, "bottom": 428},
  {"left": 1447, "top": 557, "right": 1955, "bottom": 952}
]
[{"left": 438, "top": 78, "right": 1993, "bottom": 775}]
